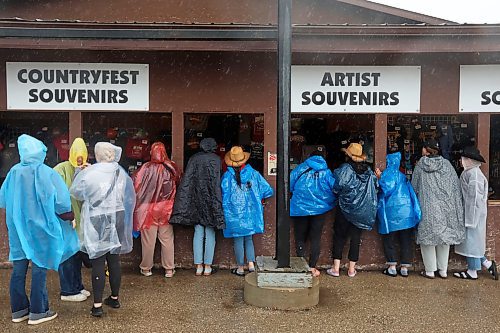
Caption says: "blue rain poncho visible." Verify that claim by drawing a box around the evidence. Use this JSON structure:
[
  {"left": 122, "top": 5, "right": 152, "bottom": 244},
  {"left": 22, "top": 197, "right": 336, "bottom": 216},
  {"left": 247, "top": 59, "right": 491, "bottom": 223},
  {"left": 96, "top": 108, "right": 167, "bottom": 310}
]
[
  {"left": 0, "top": 135, "right": 79, "bottom": 270},
  {"left": 222, "top": 165, "right": 274, "bottom": 238},
  {"left": 333, "top": 161, "right": 378, "bottom": 230},
  {"left": 290, "top": 155, "right": 336, "bottom": 217},
  {"left": 70, "top": 142, "right": 135, "bottom": 259},
  {"left": 377, "top": 152, "right": 421, "bottom": 235}
]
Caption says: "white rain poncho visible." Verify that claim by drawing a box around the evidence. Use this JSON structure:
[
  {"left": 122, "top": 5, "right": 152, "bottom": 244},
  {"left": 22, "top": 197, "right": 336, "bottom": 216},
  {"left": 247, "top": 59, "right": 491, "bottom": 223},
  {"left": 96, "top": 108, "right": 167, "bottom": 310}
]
[
  {"left": 455, "top": 158, "right": 488, "bottom": 258},
  {"left": 70, "top": 142, "right": 135, "bottom": 259}
]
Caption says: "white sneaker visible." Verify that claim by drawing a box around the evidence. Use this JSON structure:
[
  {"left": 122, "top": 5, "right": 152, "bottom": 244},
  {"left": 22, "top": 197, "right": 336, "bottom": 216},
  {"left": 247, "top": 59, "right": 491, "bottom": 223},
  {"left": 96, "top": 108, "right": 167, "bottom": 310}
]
[
  {"left": 12, "top": 314, "right": 29, "bottom": 323},
  {"left": 28, "top": 311, "right": 58, "bottom": 325},
  {"left": 80, "top": 289, "right": 91, "bottom": 297},
  {"left": 61, "top": 293, "right": 87, "bottom": 302}
]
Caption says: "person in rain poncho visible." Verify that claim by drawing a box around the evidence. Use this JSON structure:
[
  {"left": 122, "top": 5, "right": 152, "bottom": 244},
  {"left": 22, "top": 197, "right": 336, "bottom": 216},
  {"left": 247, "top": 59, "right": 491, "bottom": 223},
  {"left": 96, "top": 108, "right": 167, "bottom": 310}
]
[
  {"left": 411, "top": 139, "right": 465, "bottom": 279},
  {"left": 70, "top": 142, "right": 135, "bottom": 317},
  {"left": 170, "top": 138, "right": 225, "bottom": 276},
  {"left": 454, "top": 146, "right": 498, "bottom": 280},
  {"left": 221, "top": 146, "right": 273, "bottom": 276},
  {"left": 375, "top": 151, "right": 421, "bottom": 278},
  {"left": 327, "top": 143, "right": 378, "bottom": 278},
  {"left": 133, "top": 142, "right": 180, "bottom": 278},
  {"left": 0, "top": 134, "right": 79, "bottom": 325},
  {"left": 54, "top": 138, "right": 91, "bottom": 302},
  {"left": 290, "top": 148, "right": 336, "bottom": 277}
]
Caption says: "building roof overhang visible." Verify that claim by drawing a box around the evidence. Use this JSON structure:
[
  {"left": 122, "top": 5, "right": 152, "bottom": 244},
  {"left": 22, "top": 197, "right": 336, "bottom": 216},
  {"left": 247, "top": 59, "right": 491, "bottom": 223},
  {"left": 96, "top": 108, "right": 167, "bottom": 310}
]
[{"left": 1, "top": 20, "right": 500, "bottom": 53}]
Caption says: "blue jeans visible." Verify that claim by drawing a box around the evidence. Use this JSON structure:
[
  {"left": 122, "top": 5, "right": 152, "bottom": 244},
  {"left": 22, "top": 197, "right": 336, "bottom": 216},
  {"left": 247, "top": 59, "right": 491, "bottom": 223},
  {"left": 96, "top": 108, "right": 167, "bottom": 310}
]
[
  {"left": 10, "top": 259, "right": 50, "bottom": 320},
  {"left": 466, "top": 256, "right": 487, "bottom": 271},
  {"left": 58, "top": 252, "right": 85, "bottom": 296},
  {"left": 193, "top": 225, "right": 216, "bottom": 265},
  {"left": 233, "top": 236, "right": 255, "bottom": 266}
]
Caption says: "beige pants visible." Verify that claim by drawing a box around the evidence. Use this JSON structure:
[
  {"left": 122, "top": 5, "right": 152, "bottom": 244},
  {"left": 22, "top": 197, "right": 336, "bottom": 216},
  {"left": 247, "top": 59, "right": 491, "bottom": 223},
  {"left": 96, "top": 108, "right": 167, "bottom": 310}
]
[
  {"left": 420, "top": 244, "right": 450, "bottom": 273},
  {"left": 140, "top": 224, "right": 174, "bottom": 271}
]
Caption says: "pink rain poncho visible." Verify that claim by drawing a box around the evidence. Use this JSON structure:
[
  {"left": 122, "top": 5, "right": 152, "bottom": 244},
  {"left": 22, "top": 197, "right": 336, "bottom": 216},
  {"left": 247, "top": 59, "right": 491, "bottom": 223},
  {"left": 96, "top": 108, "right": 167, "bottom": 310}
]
[{"left": 133, "top": 142, "right": 181, "bottom": 231}]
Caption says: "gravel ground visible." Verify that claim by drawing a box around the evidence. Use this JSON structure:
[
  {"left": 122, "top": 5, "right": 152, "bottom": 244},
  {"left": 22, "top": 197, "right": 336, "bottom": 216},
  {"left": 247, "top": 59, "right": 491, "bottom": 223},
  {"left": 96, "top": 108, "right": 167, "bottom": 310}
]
[{"left": 0, "top": 267, "right": 499, "bottom": 333}]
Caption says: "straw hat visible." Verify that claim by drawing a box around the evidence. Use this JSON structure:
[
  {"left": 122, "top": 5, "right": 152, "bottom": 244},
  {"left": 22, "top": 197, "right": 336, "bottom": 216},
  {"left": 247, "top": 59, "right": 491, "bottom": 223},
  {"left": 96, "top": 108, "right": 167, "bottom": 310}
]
[
  {"left": 342, "top": 143, "right": 366, "bottom": 162},
  {"left": 225, "top": 146, "right": 251, "bottom": 167}
]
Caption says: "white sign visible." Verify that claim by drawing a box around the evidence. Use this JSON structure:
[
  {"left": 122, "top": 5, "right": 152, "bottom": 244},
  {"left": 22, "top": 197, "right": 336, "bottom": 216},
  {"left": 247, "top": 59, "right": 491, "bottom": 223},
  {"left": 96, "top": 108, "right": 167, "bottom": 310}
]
[
  {"left": 460, "top": 65, "right": 500, "bottom": 113},
  {"left": 6, "top": 62, "right": 149, "bottom": 111},
  {"left": 267, "top": 152, "right": 277, "bottom": 176},
  {"left": 291, "top": 66, "right": 421, "bottom": 113}
]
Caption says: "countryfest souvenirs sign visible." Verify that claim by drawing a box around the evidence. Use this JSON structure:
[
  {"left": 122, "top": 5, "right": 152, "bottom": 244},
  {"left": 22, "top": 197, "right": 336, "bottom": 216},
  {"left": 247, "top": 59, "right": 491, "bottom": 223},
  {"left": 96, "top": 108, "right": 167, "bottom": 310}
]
[
  {"left": 291, "top": 66, "right": 421, "bottom": 113},
  {"left": 6, "top": 62, "right": 149, "bottom": 111},
  {"left": 460, "top": 65, "right": 500, "bottom": 113}
]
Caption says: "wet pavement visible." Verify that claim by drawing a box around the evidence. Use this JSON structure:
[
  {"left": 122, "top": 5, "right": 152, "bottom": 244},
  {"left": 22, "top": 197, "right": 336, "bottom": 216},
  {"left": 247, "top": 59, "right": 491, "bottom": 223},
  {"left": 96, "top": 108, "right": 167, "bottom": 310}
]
[{"left": 0, "top": 267, "right": 498, "bottom": 333}]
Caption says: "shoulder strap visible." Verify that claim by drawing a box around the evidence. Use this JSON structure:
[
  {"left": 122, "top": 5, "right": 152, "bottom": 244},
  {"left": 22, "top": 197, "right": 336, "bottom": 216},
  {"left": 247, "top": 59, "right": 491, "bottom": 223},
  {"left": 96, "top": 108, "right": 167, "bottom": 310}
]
[
  {"left": 92, "top": 168, "right": 120, "bottom": 208},
  {"left": 296, "top": 167, "right": 313, "bottom": 182}
]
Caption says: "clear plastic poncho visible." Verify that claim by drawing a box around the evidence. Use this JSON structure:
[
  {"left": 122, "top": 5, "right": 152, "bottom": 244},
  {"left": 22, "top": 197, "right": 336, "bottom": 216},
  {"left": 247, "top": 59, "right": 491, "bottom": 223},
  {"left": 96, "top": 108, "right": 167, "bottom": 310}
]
[
  {"left": 0, "top": 134, "right": 79, "bottom": 270},
  {"left": 70, "top": 142, "right": 135, "bottom": 259},
  {"left": 133, "top": 142, "right": 180, "bottom": 231}
]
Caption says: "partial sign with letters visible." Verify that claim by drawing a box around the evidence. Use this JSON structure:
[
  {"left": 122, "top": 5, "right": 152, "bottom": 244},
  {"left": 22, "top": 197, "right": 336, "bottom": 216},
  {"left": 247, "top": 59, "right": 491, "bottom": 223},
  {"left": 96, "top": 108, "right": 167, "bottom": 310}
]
[{"left": 460, "top": 65, "right": 500, "bottom": 113}]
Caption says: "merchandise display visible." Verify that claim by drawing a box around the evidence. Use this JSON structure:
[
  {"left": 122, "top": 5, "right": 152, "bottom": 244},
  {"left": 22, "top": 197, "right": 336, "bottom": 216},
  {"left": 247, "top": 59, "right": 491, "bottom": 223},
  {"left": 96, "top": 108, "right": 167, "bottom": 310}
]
[
  {"left": 289, "top": 115, "right": 375, "bottom": 170},
  {"left": 82, "top": 112, "right": 172, "bottom": 176},
  {"left": 489, "top": 115, "right": 500, "bottom": 200},
  {"left": 184, "top": 114, "right": 265, "bottom": 173},
  {"left": 0, "top": 112, "right": 69, "bottom": 186},
  {"left": 387, "top": 115, "right": 476, "bottom": 179}
]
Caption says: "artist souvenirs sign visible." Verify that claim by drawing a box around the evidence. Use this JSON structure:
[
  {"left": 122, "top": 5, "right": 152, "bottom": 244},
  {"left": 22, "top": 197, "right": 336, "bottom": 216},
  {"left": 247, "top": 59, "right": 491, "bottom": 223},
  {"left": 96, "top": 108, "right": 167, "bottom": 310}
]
[
  {"left": 6, "top": 62, "right": 149, "bottom": 110},
  {"left": 460, "top": 65, "right": 500, "bottom": 113},
  {"left": 291, "top": 66, "right": 421, "bottom": 113}
]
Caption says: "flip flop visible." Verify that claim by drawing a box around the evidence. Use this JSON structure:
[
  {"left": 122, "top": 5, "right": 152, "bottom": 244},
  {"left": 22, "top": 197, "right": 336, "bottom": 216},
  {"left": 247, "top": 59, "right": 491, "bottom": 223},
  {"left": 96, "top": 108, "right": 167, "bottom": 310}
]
[
  {"left": 326, "top": 268, "right": 339, "bottom": 277},
  {"left": 348, "top": 270, "right": 357, "bottom": 278},
  {"left": 230, "top": 268, "right": 245, "bottom": 276},
  {"left": 399, "top": 269, "right": 409, "bottom": 278},
  {"left": 382, "top": 268, "right": 397, "bottom": 277},
  {"left": 453, "top": 271, "right": 478, "bottom": 280},
  {"left": 488, "top": 261, "right": 498, "bottom": 280}
]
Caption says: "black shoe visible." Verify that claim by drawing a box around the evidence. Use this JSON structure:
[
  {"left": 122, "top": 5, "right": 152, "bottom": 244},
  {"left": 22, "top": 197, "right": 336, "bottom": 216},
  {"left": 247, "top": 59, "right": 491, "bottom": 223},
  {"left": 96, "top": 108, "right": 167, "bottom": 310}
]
[
  {"left": 104, "top": 296, "right": 121, "bottom": 309},
  {"left": 91, "top": 306, "right": 103, "bottom": 317},
  {"left": 488, "top": 260, "right": 498, "bottom": 280}
]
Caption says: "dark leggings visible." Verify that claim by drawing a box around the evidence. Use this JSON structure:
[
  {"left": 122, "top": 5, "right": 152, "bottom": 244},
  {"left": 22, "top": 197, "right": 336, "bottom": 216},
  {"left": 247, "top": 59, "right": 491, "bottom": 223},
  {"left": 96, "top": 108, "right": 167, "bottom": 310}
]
[
  {"left": 293, "top": 213, "right": 327, "bottom": 267},
  {"left": 332, "top": 209, "right": 363, "bottom": 262},
  {"left": 90, "top": 253, "right": 121, "bottom": 303}
]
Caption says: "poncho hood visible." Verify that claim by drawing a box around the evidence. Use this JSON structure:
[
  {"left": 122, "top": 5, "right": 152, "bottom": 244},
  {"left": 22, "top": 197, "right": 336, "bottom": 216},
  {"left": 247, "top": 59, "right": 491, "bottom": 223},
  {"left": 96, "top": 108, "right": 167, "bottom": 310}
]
[
  {"left": 150, "top": 142, "right": 169, "bottom": 163},
  {"left": 305, "top": 155, "right": 328, "bottom": 171},
  {"left": 200, "top": 138, "right": 217, "bottom": 153},
  {"left": 18, "top": 134, "right": 47, "bottom": 165},
  {"left": 69, "top": 138, "right": 88, "bottom": 167},
  {"left": 419, "top": 155, "right": 444, "bottom": 173},
  {"left": 386, "top": 152, "right": 401, "bottom": 169}
]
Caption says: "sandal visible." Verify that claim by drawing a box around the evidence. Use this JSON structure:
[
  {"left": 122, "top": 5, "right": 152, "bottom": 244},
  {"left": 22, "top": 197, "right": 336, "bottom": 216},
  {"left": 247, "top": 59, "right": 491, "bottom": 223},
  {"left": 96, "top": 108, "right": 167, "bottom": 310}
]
[
  {"left": 382, "top": 268, "right": 397, "bottom": 277},
  {"left": 348, "top": 270, "right": 357, "bottom": 278},
  {"left": 326, "top": 268, "right": 339, "bottom": 277},
  {"left": 230, "top": 268, "right": 245, "bottom": 276},
  {"left": 195, "top": 266, "right": 204, "bottom": 276},
  {"left": 399, "top": 268, "right": 409, "bottom": 278},
  {"left": 420, "top": 271, "right": 435, "bottom": 279},
  {"left": 453, "top": 271, "right": 478, "bottom": 280},
  {"left": 435, "top": 270, "right": 448, "bottom": 279},
  {"left": 487, "top": 261, "right": 498, "bottom": 280},
  {"left": 165, "top": 269, "right": 175, "bottom": 278}
]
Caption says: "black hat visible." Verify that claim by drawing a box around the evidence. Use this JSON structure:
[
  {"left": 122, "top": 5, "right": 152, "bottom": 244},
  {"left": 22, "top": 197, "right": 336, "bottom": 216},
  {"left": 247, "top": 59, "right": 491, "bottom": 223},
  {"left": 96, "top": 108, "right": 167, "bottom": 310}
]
[
  {"left": 461, "top": 146, "right": 486, "bottom": 163},
  {"left": 423, "top": 138, "right": 440, "bottom": 151}
]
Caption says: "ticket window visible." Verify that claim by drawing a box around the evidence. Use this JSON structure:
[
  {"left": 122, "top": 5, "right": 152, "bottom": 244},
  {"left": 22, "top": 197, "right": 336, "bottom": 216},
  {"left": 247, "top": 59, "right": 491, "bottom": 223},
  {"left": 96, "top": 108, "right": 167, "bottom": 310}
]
[
  {"left": 290, "top": 114, "right": 375, "bottom": 170},
  {"left": 82, "top": 112, "right": 172, "bottom": 175},
  {"left": 489, "top": 115, "right": 500, "bottom": 200},
  {"left": 386, "top": 114, "right": 477, "bottom": 179},
  {"left": 0, "top": 111, "right": 69, "bottom": 185},
  {"left": 184, "top": 113, "right": 265, "bottom": 174}
]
